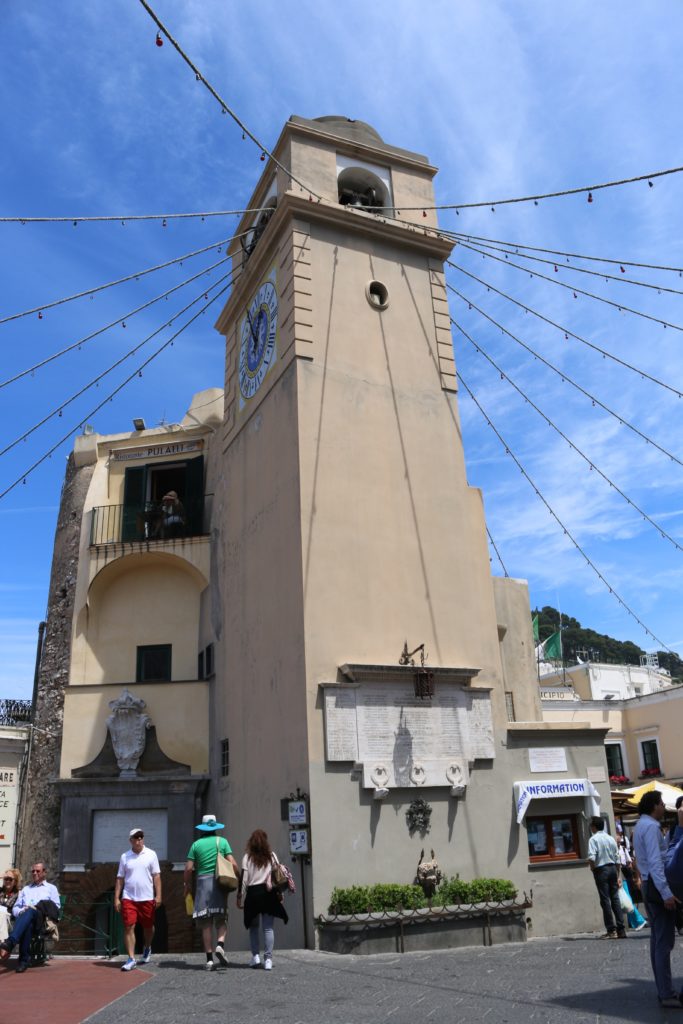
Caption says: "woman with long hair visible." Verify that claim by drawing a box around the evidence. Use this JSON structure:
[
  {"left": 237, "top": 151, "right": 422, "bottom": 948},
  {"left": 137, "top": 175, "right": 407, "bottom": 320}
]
[
  {"left": 0, "top": 868, "right": 22, "bottom": 942},
  {"left": 236, "top": 830, "right": 288, "bottom": 970}
]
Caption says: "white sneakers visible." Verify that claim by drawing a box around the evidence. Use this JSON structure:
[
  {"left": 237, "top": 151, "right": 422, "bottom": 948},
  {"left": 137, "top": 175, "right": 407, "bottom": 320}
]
[
  {"left": 121, "top": 957, "right": 137, "bottom": 972},
  {"left": 205, "top": 959, "right": 215, "bottom": 971},
  {"left": 141, "top": 947, "right": 152, "bottom": 964},
  {"left": 214, "top": 946, "right": 228, "bottom": 967},
  {"left": 264, "top": 958, "right": 273, "bottom": 971},
  {"left": 249, "top": 954, "right": 261, "bottom": 968}
]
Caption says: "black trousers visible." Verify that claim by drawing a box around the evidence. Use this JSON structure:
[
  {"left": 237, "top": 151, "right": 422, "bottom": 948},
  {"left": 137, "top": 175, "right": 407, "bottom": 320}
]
[{"left": 593, "top": 864, "right": 625, "bottom": 934}]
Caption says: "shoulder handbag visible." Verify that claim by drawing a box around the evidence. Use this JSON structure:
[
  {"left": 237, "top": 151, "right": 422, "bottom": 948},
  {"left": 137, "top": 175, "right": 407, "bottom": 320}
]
[
  {"left": 267, "top": 854, "right": 296, "bottom": 895},
  {"left": 214, "top": 837, "right": 238, "bottom": 891}
]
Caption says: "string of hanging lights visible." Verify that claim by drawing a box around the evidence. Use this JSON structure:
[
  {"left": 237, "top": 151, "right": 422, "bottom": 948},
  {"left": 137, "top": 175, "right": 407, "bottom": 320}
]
[
  {"left": 486, "top": 526, "right": 509, "bottom": 577},
  {"left": 453, "top": 318, "right": 683, "bottom": 555},
  {"left": 454, "top": 236, "right": 683, "bottom": 296},
  {"left": 0, "top": 235, "right": 237, "bottom": 326},
  {"left": 0, "top": 206, "right": 274, "bottom": 226},
  {"left": 456, "top": 369, "right": 671, "bottom": 651},
  {"left": 454, "top": 242, "right": 683, "bottom": 322},
  {"left": 136, "top": 0, "right": 325, "bottom": 203},
  {"left": 445, "top": 230, "right": 683, "bottom": 274},
  {"left": 0, "top": 283, "right": 232, "bottom": 501},
  {"left": 447, "top": 282, "right": 683, "bottom": 466},
  {"left": 363, "top": 165, "right": 683, "bottom": 214},
  {"left": 0, "top": 269, "right": 237, "bottom": 458},
  {"left": 446, "top": 262, "right": 683, "bottom": 399},
  {"left": 1, "top": 254, "right": 235, "bottom": 389}
]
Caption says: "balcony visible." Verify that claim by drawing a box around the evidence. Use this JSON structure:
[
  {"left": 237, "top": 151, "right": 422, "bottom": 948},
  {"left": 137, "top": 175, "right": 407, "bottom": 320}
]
[
  {"left": 90, "top": 495, "right": 210, "bottom": 547},
  {"left": 0, "top": 698, "right": 32, "bottom": 726}
]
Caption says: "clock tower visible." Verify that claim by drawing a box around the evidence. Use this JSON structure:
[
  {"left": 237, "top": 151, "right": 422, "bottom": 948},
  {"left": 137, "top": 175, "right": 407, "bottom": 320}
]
[{"left": 212, "top": 117, "right": 576, "bottom": 947}]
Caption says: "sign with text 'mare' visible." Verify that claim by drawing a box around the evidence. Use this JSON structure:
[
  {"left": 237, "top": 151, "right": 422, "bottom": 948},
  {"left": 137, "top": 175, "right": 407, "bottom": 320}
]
[
  {"left": 0, "top": 767, "right": 18, "bottom": 847},
  {"left": 514, "top": 778, "right": 601, "bottom": 824}
]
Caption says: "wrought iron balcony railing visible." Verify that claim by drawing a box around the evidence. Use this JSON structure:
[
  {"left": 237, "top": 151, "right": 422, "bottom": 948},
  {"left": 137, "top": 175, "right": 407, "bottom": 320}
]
[
  {"left": 90, "top": 495, "right": 209, "bottom": 546},
  {"left": 0, "top": 698, "right": 32, "bottom": 726}
]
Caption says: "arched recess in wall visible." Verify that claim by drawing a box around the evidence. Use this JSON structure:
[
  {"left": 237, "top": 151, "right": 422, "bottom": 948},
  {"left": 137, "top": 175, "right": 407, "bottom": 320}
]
[
  {"left": 78, "top": 552, "right": 208, "bottom": 686},
  {"left": 338, "top": 166, "right": 391, "bottom": 214}
]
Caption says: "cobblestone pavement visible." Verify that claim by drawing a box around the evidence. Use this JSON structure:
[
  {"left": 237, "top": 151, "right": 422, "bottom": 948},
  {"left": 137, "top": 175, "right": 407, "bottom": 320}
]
[{"left": 85, "top": 931, "right": 683, "bottom": 1024}]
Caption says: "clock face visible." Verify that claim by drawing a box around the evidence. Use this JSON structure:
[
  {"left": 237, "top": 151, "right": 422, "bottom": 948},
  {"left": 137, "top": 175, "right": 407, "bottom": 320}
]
[{"left": 238, "top": 279, "right": 278, "bottom": 401}]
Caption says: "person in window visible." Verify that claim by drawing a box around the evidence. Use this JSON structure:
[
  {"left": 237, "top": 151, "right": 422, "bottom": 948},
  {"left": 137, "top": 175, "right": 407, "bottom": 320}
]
[
  {"left": 161, "top": 491, "right": 185, "bottom": 538},
  {"left": 587, "top": 817, "right": 625, "bottom": 939},
  {"left": 633, "top": 790, "right": 681, "bottom": 1008}
]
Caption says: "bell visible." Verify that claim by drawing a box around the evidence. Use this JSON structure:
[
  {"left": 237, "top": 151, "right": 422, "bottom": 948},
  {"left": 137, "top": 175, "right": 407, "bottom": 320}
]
[
  {"left": 587, "top": 192, "right": 593, "bottom": 203},
  {"left": 155, "top": 32, "right": 163, "bottom": 47}
]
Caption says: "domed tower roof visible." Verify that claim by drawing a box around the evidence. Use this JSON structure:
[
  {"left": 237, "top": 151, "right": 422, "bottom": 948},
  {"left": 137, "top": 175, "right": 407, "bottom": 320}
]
[
  {"left": 287, "top": 115, "right": 429, "bottom": 165},
  {"left": 312, "top": 116, "right": 385, "bottom": 147}
]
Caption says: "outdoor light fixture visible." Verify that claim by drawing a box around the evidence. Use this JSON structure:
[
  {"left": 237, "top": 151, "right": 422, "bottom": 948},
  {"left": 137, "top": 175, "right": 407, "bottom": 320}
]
[{"left": 133, "top": 418, "right": 146, "bottom": 431}]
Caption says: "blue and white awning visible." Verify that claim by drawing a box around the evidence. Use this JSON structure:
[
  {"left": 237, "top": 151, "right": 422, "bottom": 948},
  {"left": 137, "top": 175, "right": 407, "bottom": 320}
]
[{"left": 514, "top": 778, "right": 601, "bottom": 824}]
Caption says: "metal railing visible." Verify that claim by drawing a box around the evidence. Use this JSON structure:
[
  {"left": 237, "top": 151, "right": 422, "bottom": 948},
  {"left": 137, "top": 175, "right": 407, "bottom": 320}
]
[
  {"left": 0, "top": 698, "right": 32, "bottom": 725},
  {"left": 318, "top": 893, "right": 533, "bottom": 952},
  {"left": 90, "top": 495, "right": 209, "bottom": 546},
  {"left": 57, "top": 893, "right": 122, "bottom": 957}
]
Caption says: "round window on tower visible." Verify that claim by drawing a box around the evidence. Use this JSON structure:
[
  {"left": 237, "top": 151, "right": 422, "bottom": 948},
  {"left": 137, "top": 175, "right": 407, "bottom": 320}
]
[{"left": 366, "top": 280, "right": 389, "bottom": 311}]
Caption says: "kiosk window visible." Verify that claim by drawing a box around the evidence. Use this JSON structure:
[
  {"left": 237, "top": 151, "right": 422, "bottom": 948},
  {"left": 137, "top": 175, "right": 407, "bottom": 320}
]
[{"left": 527, "top": 815, "right": 580, "bottom": 862}]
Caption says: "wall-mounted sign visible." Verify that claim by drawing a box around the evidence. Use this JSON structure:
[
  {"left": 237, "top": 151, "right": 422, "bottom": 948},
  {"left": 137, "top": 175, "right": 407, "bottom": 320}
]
[
  {"left": 288, "top": 800, "right": 308, "bottom": 826},
  {"left": 540, "top": 688, "right": 579, "bottom": 701},
  {"left": 289, "top": 829, "right": 310, "bottom": 855},
  {"left": 0, "top": 768, "right": 19, "bottom": 849},
  {"left": 109, "top": 439, "right": 204, "bottom": 463},
  {"left": 529, "top": 747, "right": 568, "bottom": 773},
  {"left": 514, "top": 778, "right": 601, "bottom": 824}
]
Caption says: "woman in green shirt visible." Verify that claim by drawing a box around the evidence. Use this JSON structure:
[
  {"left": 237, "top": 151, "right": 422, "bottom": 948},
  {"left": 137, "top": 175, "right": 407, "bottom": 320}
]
[{"left": 184, "top": 814, "right": 239, "bottom": 970}]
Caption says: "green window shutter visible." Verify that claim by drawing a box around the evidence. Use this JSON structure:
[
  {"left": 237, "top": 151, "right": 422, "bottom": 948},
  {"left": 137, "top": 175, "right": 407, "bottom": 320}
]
[
  {"left": 122, "top": 465, "right": 146, "bottom": 541},
  {"left": 184, "top": 455, "right": 205, "bottom": 536}
]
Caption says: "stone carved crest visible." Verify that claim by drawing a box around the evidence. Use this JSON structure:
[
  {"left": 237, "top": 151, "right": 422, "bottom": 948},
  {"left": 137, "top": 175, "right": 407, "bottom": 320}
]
[{"left": 106, "top": 689, "right": 152, "bottom": 777}]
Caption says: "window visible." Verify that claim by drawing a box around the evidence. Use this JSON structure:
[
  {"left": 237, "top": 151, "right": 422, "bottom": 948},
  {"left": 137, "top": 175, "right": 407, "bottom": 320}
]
[
  {"left": 121, "top": 454, "right": 205, "bottom": 542},
  {"left": 641, "top": 739, "right": 661, "bottom": 772},
  {"left": 220, "top": 739, "right": 229, "bottom": 777},
  {"left": 198, "top": 643, "right": 215, "bottom": 680},
  {"left": 136, "top": 644, "right": 172, "bottom": 683},
  {"left": 527, "top": 815, "right": 580, "bottom": 862},
  {"left": 605, "top": 743, "right": 625, "bottom": 776},
  {"left": 505, "top": 691, "right": 516, "bottom": 722}
]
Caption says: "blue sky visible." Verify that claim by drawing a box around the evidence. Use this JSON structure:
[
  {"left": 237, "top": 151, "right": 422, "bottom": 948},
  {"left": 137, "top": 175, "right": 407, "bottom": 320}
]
[{"left": 2, "top": 1, "right": 683, "bottom": 698}]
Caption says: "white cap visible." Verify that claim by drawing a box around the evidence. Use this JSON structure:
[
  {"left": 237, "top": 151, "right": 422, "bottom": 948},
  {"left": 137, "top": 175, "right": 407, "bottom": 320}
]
[{"left": 129, "top": 827, "right": 144, "bottom": 838}]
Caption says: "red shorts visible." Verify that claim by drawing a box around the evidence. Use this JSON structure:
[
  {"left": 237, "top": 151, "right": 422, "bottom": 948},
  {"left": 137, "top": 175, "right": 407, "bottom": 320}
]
[{"left": 121, "top": 899, "right": 156, "bottom": 929}]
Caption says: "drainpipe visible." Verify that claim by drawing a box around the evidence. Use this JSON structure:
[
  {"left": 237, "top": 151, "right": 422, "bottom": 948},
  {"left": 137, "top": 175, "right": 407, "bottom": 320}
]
[{"left": 30, "top": 621, "right": 46, "bottom": 720}]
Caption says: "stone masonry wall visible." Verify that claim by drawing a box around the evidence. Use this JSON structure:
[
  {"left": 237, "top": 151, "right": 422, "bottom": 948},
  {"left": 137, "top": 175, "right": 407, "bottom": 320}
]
[{"left": 16, "top": 453, "right": 94, "bottom": 874}]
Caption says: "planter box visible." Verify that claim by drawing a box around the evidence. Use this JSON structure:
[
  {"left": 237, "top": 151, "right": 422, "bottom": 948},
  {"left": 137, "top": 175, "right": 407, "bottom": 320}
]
[{"left": 317, "top": 899, "right": 530, "bottom": 955}]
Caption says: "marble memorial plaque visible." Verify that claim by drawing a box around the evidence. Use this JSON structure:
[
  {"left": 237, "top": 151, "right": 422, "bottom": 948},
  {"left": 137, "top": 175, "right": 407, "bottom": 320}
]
[{"left": 323, "top": 680, "right": 494, "bottom": 789}]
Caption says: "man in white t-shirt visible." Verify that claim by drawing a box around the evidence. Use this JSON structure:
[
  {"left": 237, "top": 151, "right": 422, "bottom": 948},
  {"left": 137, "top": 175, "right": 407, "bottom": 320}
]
[{"left": 114, "top": 828, "right": 161, "bottom": 971}]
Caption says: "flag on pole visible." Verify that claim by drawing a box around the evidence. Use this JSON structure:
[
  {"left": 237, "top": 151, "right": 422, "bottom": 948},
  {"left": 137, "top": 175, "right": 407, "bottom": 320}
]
[{"left": 541, "top": 631, "right": 562, "bottom": 660}]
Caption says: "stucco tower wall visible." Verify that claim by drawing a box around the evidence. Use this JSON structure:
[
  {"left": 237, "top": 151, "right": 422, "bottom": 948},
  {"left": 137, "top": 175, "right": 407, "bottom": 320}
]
[
  {"left": 17, "top": 453, "right": 94, "bottom": 872},
  {"left": 216, "top": 359, "right": 311, "bottom": 946},
  {"left": 295, "top": 219, "right": 512, "bottom": 918}
]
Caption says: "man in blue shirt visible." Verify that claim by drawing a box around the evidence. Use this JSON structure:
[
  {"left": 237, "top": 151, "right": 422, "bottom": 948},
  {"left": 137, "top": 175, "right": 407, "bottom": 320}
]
[
  {"left": 633, "top": 790, "right": 681, "bottom": 1008},
  {"left": 587, "top": 817, "right": 625, "bottom": 938},
  {"left": 0, "top": 862, "right": 60, "bottom": 973}
]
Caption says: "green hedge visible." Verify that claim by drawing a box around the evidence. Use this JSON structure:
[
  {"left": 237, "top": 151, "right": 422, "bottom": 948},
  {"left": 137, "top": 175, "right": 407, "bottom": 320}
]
[{"left": 328, "top": 876, "right": 518, "bottom": 915}]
